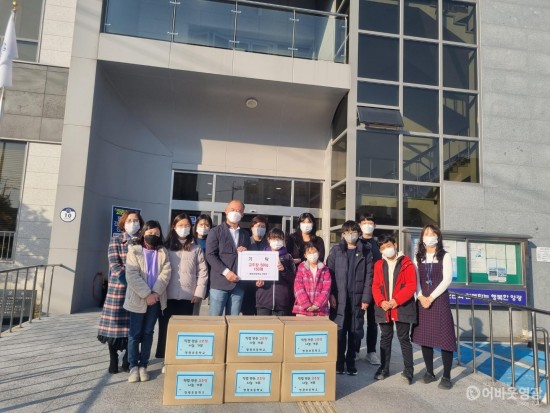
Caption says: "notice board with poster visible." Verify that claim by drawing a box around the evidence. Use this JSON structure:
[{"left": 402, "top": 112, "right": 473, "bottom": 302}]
[{"left": 403, "top": 229, "right": 529, "bottom": 306}]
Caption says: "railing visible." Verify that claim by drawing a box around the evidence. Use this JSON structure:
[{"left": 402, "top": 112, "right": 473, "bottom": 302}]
[
  {"left": 453, "top": 292, "right": 550, "bottom": 405},
  {"left": 0, "top": 231, "right": 15, "bottom": 261},
  {"left": 0, "top": 264, "right": 63, "bottom": 338},
  {"left": 103, "top": 0, "right": 347, "bottom": 63}
]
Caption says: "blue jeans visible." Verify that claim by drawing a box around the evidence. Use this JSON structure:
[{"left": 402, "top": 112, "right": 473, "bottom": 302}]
[
  {"left": 208, "top": 285, "right": 244, "bottom": 316},
  {"left": 128, "top": 303, "right": 160, "bottom": 369}
]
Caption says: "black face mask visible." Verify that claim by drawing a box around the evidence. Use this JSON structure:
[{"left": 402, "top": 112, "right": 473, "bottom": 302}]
[{"left": 144, "top": 235, "right": 161, "bottom": 248}]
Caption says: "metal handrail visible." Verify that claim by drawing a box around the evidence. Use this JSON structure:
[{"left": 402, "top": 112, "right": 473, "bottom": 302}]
[
  {"left": 454, "top": 292, "right": 550, "bottom": 404},
  {"left": 0, "top": 264, "right": 64, "bottom": 338},
  {"left": 232, "top": 0, "right": 347, "bottom": 18}
]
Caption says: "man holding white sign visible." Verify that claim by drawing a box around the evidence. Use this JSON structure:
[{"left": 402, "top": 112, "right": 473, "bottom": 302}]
[{"left": 206, "top": 200, "right": 250, "bottom": 315}]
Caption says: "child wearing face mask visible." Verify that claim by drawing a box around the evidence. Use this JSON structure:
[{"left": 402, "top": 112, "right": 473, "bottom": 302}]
[
  {"left": 293, "top": 243, "right": 331, "bottom": 317},
  {"left": 255, "top": 228, "right": 296, "bottom": 316},
  {"left": 326, "top": 221, "right": 373, "bottom": 376},
  {"left": 155, "top": 213, "right": 208, "bottom": 362},
  {"left": 124, "top": 220, "right": 171, "bottom": 383},
  {"left": 371, "top": 233, "right": 417, "bottom": 385}
]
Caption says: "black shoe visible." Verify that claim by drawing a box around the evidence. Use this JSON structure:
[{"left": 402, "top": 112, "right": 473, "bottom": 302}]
[
  {"left": 374, "top": 368, "right": 389, "bottom": 380},
  {"left": 438, "top": 377, "right": 453, "bottom": 389},
  {"left": 336, "top": 364, "right": 345, "bottom": 374},
  {"left": 423, "top": 372, "right": 436, "bottom": 384},
  {"left": 401, "top": 371, "right": 413, "bottom": 385},
  {"left": 347, "top": 367, "right": 358, "bottom": 376}
]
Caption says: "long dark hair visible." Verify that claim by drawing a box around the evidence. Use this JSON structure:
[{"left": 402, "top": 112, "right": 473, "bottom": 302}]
[
  {"left": 193, "top": 214, "right": 213, "bottom": 239},
  {"left": 137, "top": 220, "right": 164, "bottom": 250},
  {"left": 294, "top": 212, "right": 318, "bottom": 240},
  {"left": 416, "top": 224, "right": 446, "bottom": 264},
  {"left": 166, "top": 213, "right": 194, "bottom": 252}
]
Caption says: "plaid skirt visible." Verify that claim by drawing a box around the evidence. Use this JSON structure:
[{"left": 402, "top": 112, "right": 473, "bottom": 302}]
[{"left": 97, "top": 278, "right": 129, "bottom": 350}]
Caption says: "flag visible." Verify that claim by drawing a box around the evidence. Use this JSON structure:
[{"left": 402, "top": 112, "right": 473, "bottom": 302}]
[{"left": 0, "top": 10, "right": 18, "bottom": 88}]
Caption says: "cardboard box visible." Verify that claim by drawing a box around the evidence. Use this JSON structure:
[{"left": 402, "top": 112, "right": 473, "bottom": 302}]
[
  {"left": 280, "top": 362, "right": 336, "bottom": 402},
  {"left": 224, "top": 363, "right": 282, "bottom": 403},
  {"left": 165, "top": 316, "right": 227, "bottom": 365},
  {"left": 226, "top": 317, "right": 284, "bottom": 363},
  {"left": 280, "top": 317, "right": 337, "bottom": 363},
  {"left": 163, "top": 364, "right": 225, "bottom": 405}
]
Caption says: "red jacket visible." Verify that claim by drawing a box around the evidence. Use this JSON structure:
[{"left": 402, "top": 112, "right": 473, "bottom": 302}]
[{"left": 372, "top": 255, "right": 417, "bottom": 324}]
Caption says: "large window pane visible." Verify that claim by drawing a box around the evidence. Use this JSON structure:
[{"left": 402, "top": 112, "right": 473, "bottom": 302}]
[
  {"left": 332, "top": 97, "right": 347, "bottom": 137},
  {"left": 443, "top": 92, "right": 478, "bottom": 137},
  {"left": 357, "top": 131, "right": 399, "bottom": 179},
  {"left": 403, "top": 185, "right": 440, "bottom": 227},
  {"left": 0, "top": 0, "right": 44, "bottom": 62},
  {"left": 174, "top": 0, "right": 235, "bottom": 48},
  {"left": 215, "top": 176, "right": 291, "bottom": 206},
  {"left": 332, "top": 135, "right": 347, "bottom": 185},
  {"left": 357, "top": 82, "right": 399, "bottom": 106},
  {"left": 356, "top": 181, "right": 398, "bottom": 226},
  {"left": 443, "top": 45, "right": 477, "bottom": 90},
  {"left": 235, "top": 5, "right": 292, "bottom": 57},
  {"left": 331, "top": 183, "right": 346, "bottom": 227},
  {"left": 105, "top": 0, "right": 173, "bottom": 41},
  {"left": 358, "top": 35, "right": 399, "bottom": 81},
  {"left": 403, "top": 87, "right": 439, "bottom": 133},
  {"left": 404, "top": 40, "right": 438, "bottom": 86},
  {"left": 404, "top": 0, "right": 438, "bottom": 39},
  {"left": 294, "top": 181, "right": 322, "bottom": 209},
  {"left": 173, "top": 173, "right": 213, "bottom": 201},
  {"left": 443, "top": 139, "right": 479, "bottom": 182},
  {"left": 403, "top": 136, "right": 439, "bottom": 182},
  {"left": 359, "top": 0, "right": 399, "bottom": 34},
  {"left": 443, "top": 0, "right": 476, "bottom": 44}
]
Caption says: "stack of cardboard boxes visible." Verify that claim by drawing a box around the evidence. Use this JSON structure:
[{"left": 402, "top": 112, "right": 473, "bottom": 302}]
[
  {"left": 163, "top": 315, "right": 337, "bottom": 405},
  {"left": 163, "top": 316, "right": 227, "bottom": 405}
]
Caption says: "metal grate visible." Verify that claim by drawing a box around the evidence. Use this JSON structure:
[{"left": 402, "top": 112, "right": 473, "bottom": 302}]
[{"left": 298, "top": 401, "right": 337, "bottom": 413}]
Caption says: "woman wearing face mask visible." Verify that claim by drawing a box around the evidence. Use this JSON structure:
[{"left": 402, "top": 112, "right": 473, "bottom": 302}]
[
  {"left": 124, "top": 220, "right": 171, "bottom": 383},
  {"left": 326, "top": 221, "right": 373, "bottom": 376},
  {"left": 293, "top": 243, "right": 331, "bottom": 317},
  {"left": 286, "top": 212, "right": 326, "bottom": 265},
  {"left": 193, "top": 214, "right": 212, "bottom": 315},
  {"left": 412, "top": 224, "right": 456, "bottom": 390},
  {"left": 98, "top": 210, "right": 143, "bottom": 374},
  {"left": 255, "top": 228, "right": 296, "bottom": 316},
  {"left": 156, "top": 214, "right": 208, "bottom": 361},
  {"left": 242, "top": 215, "right": 269, "bottom": 315}
]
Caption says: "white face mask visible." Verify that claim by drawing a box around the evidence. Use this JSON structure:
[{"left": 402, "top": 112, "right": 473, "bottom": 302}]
[
  {"left": 361, "top": 224, "right": 375, "bottom": 235},
  {"left": 423, "top": 236, "right": 438, "bottom": 247},
  {"left": 269, "top": 240, "right": 284, "bottom": 251},
  {"left": 300, "top": 222, "right": 313, "bottom": 234},
  {"left": 124, "top": 222, "right": 140, "bottom": 236},
  {"left": 252, "top": 226, "right": 266, "bottom": 238},
  {"left": 306, "top": 252, "right": 319, "bottom": 263},
  {"left": 344, "top": 233, "right": 359, "bottom": 244},
  {"left": 227, "top": 211, "right": 242, "bottom": 224},
  {"left": 382, "top": 247, "right": 396, "bottom": 259},
  {"left": 175, "top": 227, "right": 191, "bottom": 238},
  {"left": 196, "top": 227, "right": 209, "bottom": 236}
]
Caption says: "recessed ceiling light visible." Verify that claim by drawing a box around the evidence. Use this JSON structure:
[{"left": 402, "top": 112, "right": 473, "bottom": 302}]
[
  {"left": 246, "top": 98, "right": 258, "bottom": 109},
  {"left": 266, "top": 197, "right": 271, "bottom": 200},
  {"left": 275, "top": 187, "right": 282, "bottom": 190}
]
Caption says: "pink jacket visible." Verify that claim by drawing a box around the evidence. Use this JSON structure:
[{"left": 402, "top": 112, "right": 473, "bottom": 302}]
[{"left": 292, "top": 261, "right": 331, "bottom": 316}]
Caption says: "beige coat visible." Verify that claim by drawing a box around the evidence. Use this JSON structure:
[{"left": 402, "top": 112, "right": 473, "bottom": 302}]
[
  {"left": 167, "top": 245, "right": 208, "bottom": 300},
  {"left": 123, "top": 245, "right": 171, "bottom": 313}
]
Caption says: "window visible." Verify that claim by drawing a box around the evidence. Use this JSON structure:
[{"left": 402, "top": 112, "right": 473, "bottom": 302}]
[
  {"left": 403, "top": 136, "right": 439, "bottom": 182},
  {"left": 403, "top": 87, "right": 439, "bottom": 134},
  {"left": 403, "top": 40, "right": 438, "bottom": 86},
  {"left": 0, "top": 0, "right": 44, "bottom": 62},
  {"left": 173, "top": 172, "right": 213, "bottom": 201},
  {"left": 357, "top": 131, "right": 399, "bottom": 179},
  {"left": 359, "top": 0, "right": 399, "bottom": 34},
  {"left": 356, "top": 181, "right": 399, "bottom": 226},
  {"left": 0, "top": 141, "right": 26, "bottom": 261},
  {"left": 404, "top": 0, "right": 438, "bottom": 39},
  {"left": 403, "top": 184, "right": 440, "bottom": 227},
  {"left": 443, "top": 139, "right": 478, "bottom": 182},
  {"left": 358, "top": 34, "right": 399, "bottom": 81},
  {"left": 357, "top": 82, "right": 399, "bottom": 106},
  {"left": 331, "top": 183, "right": 346, "bottom": 227},
  {"left": 331, "top": 135, "right": 347, "bottom": 185}
]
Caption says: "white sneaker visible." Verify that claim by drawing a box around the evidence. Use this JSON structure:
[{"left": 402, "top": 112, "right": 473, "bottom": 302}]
[
  {"left": 139, "top": 367, "right": 150, "bottom": 382},
  {"left": 161, "top": 364, "right": 166, "bottom": 374},
  {"left": 365, "top": 352, "right": 381, "bottom": 365},
  {"left": 128, "top": 367, "right": 140, "bottom": 383}
]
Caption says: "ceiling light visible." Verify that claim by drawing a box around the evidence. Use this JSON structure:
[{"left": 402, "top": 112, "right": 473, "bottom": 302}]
[{"left": 246, "top": 98, "right": 258, "bottom": 109}]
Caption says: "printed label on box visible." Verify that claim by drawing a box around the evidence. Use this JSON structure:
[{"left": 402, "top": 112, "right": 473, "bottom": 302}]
[
  {"left": 175, "top": 372, "right": 214, "bottom": 399},
  {"left": 237, "top": 330, "right": 274, "bottom": 356},
  {"left": 294, "top": 331, "right": 328, "bottom": 357},
  {"left": 291, "top": 370, "right": 326, "bottom": 396},
  {"left": 176, "top": 333, "right": 215, "bottom": 359},
  {"left": 235, "top": 370, "right": 272, "bottom": 396}
]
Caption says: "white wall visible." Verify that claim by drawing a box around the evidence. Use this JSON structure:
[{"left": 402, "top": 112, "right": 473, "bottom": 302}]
[{"left": 39, "top": 0, "right": 77, "bottom": 68}]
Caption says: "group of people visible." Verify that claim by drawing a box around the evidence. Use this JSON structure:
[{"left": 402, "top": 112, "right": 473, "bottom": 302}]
[{"left": 97, "top": 199, "right": 457, "bottom": 391}]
